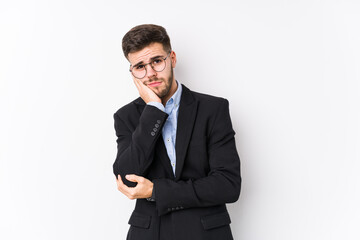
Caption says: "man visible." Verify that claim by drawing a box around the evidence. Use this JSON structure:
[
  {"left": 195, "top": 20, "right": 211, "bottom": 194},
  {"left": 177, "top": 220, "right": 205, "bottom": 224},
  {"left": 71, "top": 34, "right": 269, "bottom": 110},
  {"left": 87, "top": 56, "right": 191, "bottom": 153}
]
[{"left": 113, "top": 24, "right": 241, "bottom": 240}]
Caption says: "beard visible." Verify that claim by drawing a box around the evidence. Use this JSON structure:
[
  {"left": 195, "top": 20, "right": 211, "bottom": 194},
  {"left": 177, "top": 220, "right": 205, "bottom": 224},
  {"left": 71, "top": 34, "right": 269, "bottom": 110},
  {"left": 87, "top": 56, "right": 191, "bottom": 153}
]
[{"left": 144, "top": 68, "right": 174, "bottom": 99}]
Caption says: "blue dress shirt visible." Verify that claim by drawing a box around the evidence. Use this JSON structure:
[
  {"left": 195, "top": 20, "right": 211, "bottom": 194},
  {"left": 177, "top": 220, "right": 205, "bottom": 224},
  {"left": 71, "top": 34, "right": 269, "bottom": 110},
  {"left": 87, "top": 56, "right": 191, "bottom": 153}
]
[{"left": 147, "top": 81, "right": 182, "bottom": 175}]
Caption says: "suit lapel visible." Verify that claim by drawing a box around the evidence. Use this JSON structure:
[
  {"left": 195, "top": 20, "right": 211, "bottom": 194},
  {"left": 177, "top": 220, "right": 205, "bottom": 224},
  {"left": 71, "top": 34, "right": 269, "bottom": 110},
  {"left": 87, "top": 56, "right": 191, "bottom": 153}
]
[
  {"left": 134, "top": 86, "right": 198, "bottom": 180},
  {"left": 175, "top": 85, "right": 198, "bottom": 180}
]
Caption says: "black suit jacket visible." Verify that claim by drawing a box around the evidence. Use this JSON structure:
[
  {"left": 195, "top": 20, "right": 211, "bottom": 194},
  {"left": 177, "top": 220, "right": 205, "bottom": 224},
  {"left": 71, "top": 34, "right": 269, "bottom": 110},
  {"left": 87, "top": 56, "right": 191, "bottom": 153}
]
[{"left": 113, "top": 84, "right": 241, "bottom": 240}]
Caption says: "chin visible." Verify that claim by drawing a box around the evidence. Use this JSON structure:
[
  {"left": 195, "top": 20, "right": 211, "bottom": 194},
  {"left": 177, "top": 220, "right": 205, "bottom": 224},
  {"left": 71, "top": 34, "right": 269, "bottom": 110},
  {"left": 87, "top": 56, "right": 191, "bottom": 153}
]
[{"left": 157, "top": 89, "right": 169, "bottom": 98}]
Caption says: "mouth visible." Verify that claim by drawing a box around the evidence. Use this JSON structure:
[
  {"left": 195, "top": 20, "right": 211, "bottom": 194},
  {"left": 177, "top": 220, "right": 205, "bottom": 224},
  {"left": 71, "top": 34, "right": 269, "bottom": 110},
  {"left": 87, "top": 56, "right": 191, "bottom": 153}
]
[{"left": 147, "top": 81, "right": 162, "bottom": 87}]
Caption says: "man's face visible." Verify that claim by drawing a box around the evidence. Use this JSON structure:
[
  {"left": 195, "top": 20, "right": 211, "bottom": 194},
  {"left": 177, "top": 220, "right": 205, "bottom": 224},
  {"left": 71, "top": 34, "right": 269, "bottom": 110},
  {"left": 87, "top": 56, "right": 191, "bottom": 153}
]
[{"left": 128, "top": 42, "right": 177, "bottom": 99}]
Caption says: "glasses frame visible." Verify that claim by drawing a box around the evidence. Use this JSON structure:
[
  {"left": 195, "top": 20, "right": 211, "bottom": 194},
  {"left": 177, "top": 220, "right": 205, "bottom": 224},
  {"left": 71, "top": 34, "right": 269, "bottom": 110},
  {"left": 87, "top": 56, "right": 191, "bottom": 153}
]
[{"left": 129, "top": 52, "right": 171, "bottom": 79}]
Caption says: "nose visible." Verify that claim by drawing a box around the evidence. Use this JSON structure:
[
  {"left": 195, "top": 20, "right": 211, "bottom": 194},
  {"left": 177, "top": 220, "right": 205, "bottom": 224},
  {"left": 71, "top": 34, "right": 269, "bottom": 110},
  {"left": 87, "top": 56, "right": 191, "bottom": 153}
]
[{"left": 145, "top": 64, "right": 157, "bottom": 79}]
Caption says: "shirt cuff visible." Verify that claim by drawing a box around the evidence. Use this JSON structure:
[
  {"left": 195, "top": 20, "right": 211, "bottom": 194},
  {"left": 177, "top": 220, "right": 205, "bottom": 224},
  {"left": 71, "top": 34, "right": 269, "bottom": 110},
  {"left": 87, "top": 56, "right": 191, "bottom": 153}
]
[
  {"left": 147, "top": 102, "right": 165, "bottom": 112},
  {"left": 146, "top": 185, "right": 156, "bottom": 202}
]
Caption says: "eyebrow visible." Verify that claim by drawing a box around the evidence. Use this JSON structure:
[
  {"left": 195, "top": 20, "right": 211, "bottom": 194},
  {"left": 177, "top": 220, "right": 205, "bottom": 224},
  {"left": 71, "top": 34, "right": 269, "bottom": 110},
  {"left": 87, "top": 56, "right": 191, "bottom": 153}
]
[{"left": 132, "top": 55, "right": 165, "bottom": 67}]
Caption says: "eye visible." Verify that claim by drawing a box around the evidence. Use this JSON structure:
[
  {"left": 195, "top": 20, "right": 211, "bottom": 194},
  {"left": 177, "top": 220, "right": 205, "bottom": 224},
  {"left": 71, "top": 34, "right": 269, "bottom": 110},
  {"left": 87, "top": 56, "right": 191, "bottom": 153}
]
[
  {"left": 135, "top": 64, "right": 145, "bottom": 70},
  {"left": 152, "top": 58, "right": 163, "bottom": 65}
]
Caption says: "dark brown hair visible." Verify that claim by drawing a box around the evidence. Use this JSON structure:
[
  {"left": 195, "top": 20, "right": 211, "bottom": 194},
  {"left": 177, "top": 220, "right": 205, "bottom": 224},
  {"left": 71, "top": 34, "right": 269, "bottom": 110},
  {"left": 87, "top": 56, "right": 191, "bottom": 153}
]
[{"left": 122, "top": 24, "right": 172, "bottom": 59}]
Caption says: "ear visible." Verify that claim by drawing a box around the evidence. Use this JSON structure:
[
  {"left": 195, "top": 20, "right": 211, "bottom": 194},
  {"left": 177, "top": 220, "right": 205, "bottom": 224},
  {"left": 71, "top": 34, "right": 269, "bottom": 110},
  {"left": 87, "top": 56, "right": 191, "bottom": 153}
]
[{"left": 170, "top": 51, "right": 177, "bottom": 68}]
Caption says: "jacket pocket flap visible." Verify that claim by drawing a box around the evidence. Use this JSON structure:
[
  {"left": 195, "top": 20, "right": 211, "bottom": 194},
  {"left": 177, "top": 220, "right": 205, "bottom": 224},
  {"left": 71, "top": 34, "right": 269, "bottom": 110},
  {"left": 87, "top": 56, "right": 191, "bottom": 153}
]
[
  {"left": 128, "top": 211, "right": 151, "bottom": 229},
  {"left": 201, "top": 212, "right": 231, "bottom": 230}
]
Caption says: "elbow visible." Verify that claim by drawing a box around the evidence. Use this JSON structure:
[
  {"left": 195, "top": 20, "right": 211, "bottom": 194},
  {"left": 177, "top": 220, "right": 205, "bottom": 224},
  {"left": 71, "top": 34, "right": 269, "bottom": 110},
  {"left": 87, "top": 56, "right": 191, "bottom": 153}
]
[
  {"left": 113, "top": 160, "right": 137, "bottom": 187},
  {"left": 113, "top": 162, "right": 128, "bottom": 185},
  {"left": 227, "top": 176, "right": 241, "bottom": 203},
  {"left": 113, "top": 161, "right": 120, "bottom": 178}
]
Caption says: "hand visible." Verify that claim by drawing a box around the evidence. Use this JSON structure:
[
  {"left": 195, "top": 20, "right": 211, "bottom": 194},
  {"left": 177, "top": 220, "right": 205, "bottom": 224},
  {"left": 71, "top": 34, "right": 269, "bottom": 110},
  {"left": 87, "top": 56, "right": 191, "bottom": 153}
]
[
  {"left": 133, "top": 78, "right": 161, "bottom": 104},
  {"left": 116, "top": 174, "right": 153, "bottom": 200}
]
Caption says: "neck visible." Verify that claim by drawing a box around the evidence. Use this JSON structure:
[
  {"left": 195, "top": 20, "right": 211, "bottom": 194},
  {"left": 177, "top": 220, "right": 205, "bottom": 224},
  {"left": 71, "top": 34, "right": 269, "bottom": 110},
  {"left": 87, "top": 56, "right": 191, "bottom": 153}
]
[{"left": 161, "top": 79, "right": 177, "bottom": 105}]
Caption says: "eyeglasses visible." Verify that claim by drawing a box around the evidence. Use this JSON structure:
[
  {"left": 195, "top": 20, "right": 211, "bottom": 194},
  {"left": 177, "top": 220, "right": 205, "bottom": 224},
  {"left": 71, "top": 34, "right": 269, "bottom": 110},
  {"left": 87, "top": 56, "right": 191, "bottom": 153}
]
[{"left": 129, "top": 52, "right": 171, "bottom": 79}]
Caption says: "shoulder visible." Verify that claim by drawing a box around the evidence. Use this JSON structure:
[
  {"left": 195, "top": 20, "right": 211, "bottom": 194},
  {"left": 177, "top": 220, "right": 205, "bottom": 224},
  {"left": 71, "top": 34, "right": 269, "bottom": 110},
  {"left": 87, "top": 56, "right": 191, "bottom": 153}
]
[
  {"left": 183, "top": 84, "right": 229, "bottom": 107},
  {"left": 193, "top": 90, "right": 228, "bottom": 104}
]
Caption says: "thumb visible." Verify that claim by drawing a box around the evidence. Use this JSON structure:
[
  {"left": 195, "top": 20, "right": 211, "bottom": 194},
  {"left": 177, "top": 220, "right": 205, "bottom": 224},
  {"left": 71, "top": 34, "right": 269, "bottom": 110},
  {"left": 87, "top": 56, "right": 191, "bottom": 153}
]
[{"left": 125, "top": 174, "right": 140, "bottom": 183}]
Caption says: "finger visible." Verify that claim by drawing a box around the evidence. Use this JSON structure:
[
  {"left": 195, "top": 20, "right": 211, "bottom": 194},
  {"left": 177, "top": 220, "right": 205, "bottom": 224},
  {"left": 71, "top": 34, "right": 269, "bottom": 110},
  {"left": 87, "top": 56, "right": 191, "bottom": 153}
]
[
  {"left": 117, "top": 174, "right": 122, "bottom": 182},
  {"left": 134, "top": 78, "right": 145, "bottom": 88},
  {"left": 117, "top": 176, "right": 136, "bottom": 199},
  {"left": 133, "top": 78, "right": 141, "bottom": 91},
  {"left": 116, "top": 175, "right": 123, "bottom": 189},
  {"left": 116, "top": 175, "right": 130, "bottom": 194},
  {"left": 117, "top": 175, "right": 126, "bottom": 187},
  {"left": 135, "top": 78, "right": 150, "bottom": 91},
  {"left": 125, "top": 174, "right": 141, "bottom": 183}
]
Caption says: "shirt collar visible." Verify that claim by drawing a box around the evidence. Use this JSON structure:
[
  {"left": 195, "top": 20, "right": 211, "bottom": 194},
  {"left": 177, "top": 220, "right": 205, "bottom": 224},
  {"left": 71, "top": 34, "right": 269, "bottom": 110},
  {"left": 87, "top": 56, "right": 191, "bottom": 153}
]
[{"left": 166, "top": 80, "right": 182, "bottom": 107}]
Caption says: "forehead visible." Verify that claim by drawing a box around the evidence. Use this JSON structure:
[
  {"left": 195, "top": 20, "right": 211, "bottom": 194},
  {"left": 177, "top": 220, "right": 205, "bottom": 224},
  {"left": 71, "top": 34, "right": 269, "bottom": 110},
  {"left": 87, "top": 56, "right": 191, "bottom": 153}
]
[{"left": 128, "top": 42, "right": 167, "bottom": 65}]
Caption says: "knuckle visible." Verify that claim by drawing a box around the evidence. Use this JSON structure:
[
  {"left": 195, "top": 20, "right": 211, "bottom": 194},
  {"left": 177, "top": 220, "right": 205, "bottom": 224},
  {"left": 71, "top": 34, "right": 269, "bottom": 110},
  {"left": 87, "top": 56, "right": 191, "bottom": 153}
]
[{"left": 129, "top": 191, "right": 137, "bottom": 198}]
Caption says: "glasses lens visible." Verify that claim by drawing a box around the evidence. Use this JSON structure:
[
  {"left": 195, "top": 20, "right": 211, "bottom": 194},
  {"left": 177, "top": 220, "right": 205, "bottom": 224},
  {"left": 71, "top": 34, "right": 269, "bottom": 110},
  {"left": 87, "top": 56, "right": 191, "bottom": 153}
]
[
  {"left": 132, "top": 67, "right": 146, "bottom": 79},
  {"left": 152, "top": 58, "right": 166, "bottom": 72}
]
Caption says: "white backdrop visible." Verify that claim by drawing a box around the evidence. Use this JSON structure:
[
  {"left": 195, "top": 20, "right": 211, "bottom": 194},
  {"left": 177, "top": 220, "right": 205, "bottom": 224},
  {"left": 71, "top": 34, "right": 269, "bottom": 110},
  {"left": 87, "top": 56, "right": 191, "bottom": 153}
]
[{"left": 1, "top": 0, "right": 359, "bottom": 239}]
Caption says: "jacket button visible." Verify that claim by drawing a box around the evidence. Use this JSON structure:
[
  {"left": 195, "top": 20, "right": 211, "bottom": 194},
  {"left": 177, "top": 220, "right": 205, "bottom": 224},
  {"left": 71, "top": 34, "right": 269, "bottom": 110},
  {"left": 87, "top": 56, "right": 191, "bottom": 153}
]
[
  {"left": 151, "top": 132, "right": 155, "bottom": 136},
  {"left": 157, "top": 120, "right": 161, "bottom": 124},
  {"left": 153, "top": 128, "right": 157, "bottom": 132},
  {"left": 155, "top": 123, "right": 159, "bottom": 128}
]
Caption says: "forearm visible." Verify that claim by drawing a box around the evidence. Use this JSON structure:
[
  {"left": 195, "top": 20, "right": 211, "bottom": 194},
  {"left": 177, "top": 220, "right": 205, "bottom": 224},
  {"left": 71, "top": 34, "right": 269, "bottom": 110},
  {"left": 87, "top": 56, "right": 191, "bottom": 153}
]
[
  {"left": 113, "top": 105, "right": 168, "bottom": 186},
  {"left": 154, "top": 169, "right": 241, "bottom": 215},
  {"left": 154, "top": 141, "right": 241, "bottom": 215}
]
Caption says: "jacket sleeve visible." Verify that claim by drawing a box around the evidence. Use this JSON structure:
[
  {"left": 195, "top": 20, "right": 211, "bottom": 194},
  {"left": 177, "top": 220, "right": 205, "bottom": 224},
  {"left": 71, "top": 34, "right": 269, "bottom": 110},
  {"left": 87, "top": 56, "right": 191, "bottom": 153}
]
[
  {"left": 113, "top": 104, "right": 168, "bottom": 187},
  {"left": 153, "top": 99, "right": 241, "bottom": 215}
]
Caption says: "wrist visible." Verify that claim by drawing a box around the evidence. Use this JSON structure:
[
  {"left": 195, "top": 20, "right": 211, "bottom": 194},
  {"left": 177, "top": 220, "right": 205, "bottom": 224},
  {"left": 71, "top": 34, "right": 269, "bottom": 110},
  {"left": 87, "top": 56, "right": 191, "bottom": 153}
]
[
  {"left": 147, "top": 102, "right": 165, "bottom": 112},
  {"left": 146, "top": 182, "right": 155, "bottom": 201},
  {"left": 148, "top": 182, "right": 154, "bottom": 197}
]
